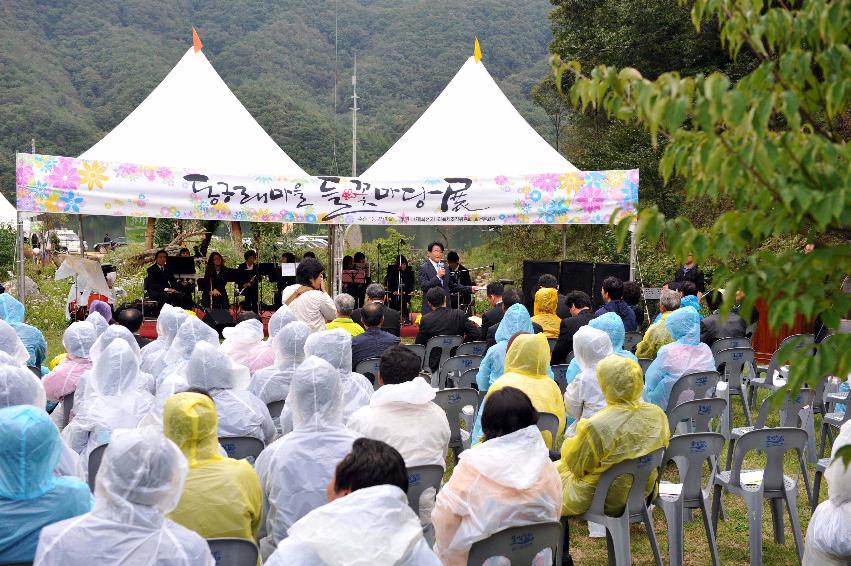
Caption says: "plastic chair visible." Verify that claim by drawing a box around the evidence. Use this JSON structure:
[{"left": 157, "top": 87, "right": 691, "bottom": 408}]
[
  {"left": 807, "top": 375, "right": 836, "bottom": 463},
  {"left": 748, "top": 333, "right": 814, "bottom": 406},
  {"left": 550, "top": 364, "right": 569, "bottom": 395},
  {"left": 404, "top": 343, "right": 426, "bottom": 366},
  {"left": 666, "top": 370, "right": 719, "bottom": 412},
  {"left": 61, "top": 391, "right": 74, "bottom": 429},
  {"left": 457, "top": 367, "right": 479, "bottom": 390},
  {"left": 547, "top": 337, "right": 557, "bottom": 352},
  {"left": 811, "top": 457, "right": 830, "bottom": 511},
  {"left": 87, "top": 443, "right": 108, "bottom": 492},
  {"left": 819, "top": 390, "right": 851, "bottom": 458},
  {"left": 355, "top": 357, "right": 382, "bottom": 388},
  {"left": 656, "top": 432, "right": 725, "bottom": 566},
  {"left": 466, "top": 521, "right": 563, "bottom": 566},
  {"left": 436, "top": 355, "right": 483, "bottom": 390},
  {"left": 666, "top": 397, "right": 727, "bottom": 436},
  {"left": 536, "top": 412, "right": 560, "bottom": 450},
  {"left": 638, "top": 358, "right": 652, "bottom": 375},
  {"left": 266, "top": 399, "right": 285, "bottom": 420},
  {"left": 406, "top": 464, "right": 444, "bottom": 517},
  {"left": 206, "top": 537, "right": 259, "bottom": 566},
  {"left": 710, "top": 336, "right": 751, "bottom": 358},
  {"left": 434, "top": 388, "right": 479, "bottom": 454},
  {"left": 623, "top": 331, "right": 642, "bottom": 353},
  {"left": 574, "top": 448, "right": 665, "bottom": 566},
  {"left": 219, "top": 436, "right": 264, "bottom": 463},
  {"left": 423, "top": 335, "right": 464, "bottom": 374},
  {"left": 712, "top": 427, "right": 807, "bottom": 565},
  {"left": 714, "top": 347, "right": 755, "bottom": 432},
  {"left": 456, "top": 341, "right": 488, "bottom": 357}
]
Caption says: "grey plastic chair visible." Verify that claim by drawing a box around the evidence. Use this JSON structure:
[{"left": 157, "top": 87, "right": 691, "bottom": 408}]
[
  {"left": 87, "top": 443, "right": 108, "bottom": 492},
  {"left": 819, "top": 391, "right": 851, "bottom": 460},
  {"left": 536, "top": 411, "right": 560, "bottom": 450},
  {"left": 467, "top": 521, "right": 563, "bottom": 566},
  {"left": 456, "top": 341, "right": 488, "bottom": 357},
  {"left": 206, "top": 537, "right": 259, "bottom": 566},
  {"left": 355, "top": 357, "right": 382, "bottom": 388},
  {"left": 623, "top": 331, "right": 642, "bottom": 353},
  {"left": 219, "top": 436, "right": 264, "bottom": 463},
  {"left": 811, "top": 457, "right": 830, "bottom": 511},
  {"left": 547, "top": 337, "right": 557, "bottom": 352},
  {"left": 712, "top": 427, "right": 807, "bottom": 565},
  {"left": 404, "top": 343, "right": 426, "bottom": 366},
  {"left": 457, "top": 367, "right": 479, "bottom": 390},
  {"left": 434, "top": 388, "right": 479, "bottom": 454},
  {"left": 656, "top": 432, "right": 725, "bottom": 566},
  {"left": 714, "top": 347, "right": 756, "bottom": 433},
  {"left": 748, "top": 333, "right": 814, "bottom": 406},
  {"left": 666, "top": 397, "right": 727, "bottom": 436},
  {"left": 61, "top": 391, "right": 74, "bottom": 429},
  {"left": 710, "top": 336, "right": 751, "bottom": 358},
  {"left": 806, "top": 375, "right": 835, "bottom": 463},
  {"left": 406, "top": 464, "right": 444, "bottom": 517},
  {"left": 423, "top": 335, "right": 464, "bottom": 374},
  {"left": 550, "top": 364, "right": 569, "bottom": 395},
  {"left": 574, "top": 448, "right": 665, "bottom": 566},
  {"left": 266, "top": 399, "right": 286, "bottom": 420},
  {"left": 638, "top": 358, "right": 652, "bottom": 374},
  {"left": 666, "top": 370, "right": 720, "bottom": 412},
  {"left": 437, "top": 355, "right": 483, "bottom": 390}
]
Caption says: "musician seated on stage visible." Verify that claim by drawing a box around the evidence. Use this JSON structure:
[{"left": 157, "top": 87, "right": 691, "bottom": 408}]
[
  {"left": 237, "top": 250, "right": 260, "bottom": 313},
  {"left": 202, "top": 252, "right": 231, "bottom": 310},
  {"left": 144, "top": 250, "right": 184, "bottom": 309},
  {"left": 415, "top": 287, "right": 480, "bottom": 373},
  {"left": 446, "top": 251, "right": 473, "bottom": 310}
]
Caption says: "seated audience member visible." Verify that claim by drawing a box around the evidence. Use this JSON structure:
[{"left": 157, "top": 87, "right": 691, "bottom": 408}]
[
  {"left": 350, "top": 283, "right": 401, "bottom": 337},
  {"left": 88, "top": 300, "right": 114, "bottom": 325},
  {"left": 537, "top": 273, "right": 571, "bottom": 318},
  {"left": 635, "top": 288, "right": 681, "bottom": 359},
  {"left": 594, "top": 276, "right": 638, "bottom": 331},
  {"left": 473, "top": 333, "right": 564, "bottom": 446},
  {"left": 351, "top": 302, "right": 400, "bottom": 369},
  {"left": 432, "top": 387, "right": 562, "bottom": 566},
  {"left": 218, "top": 318, "right": 268, "bottom": 370},
  {"left": 484, "top": 288, "right": 541, "bottom": 347},
  {"left": 153, "top": 316, "right": 219, "bottom": 390},
  {"left": 700, "top": 289, "right": 748, "bottom": 345},
  {"left": 623, "top": 281, "right": 645, "bottom": 329},
  {"left": 247, "top": 305, "right": 298, "bottom": 374},
  {"left": 164, "top": 392, "right": 262, "bottom": 540},
  {"left": 249, "top": 320, "right": 310, "bottom": 405},
  {"left": 348, "top": 346, "right": 450, "bottom": 524},
  {"left": 651, "top": 281, "right": 681, "bottom": 323},
  {"left": 265, "top": 438, "right": 440, "bottom": 565},
  {"left": 559, "top": 356, "right": 669, "bottom": 520},
  {"left": 476, "top": 303, "right": 536, "bottom": 392},
  {"left": 563, "top": 326, "right": 613, "bottom": 437},
  {"left": 43, "top": 321, "right": 98, "bottom": 405},
  {"left": 0, "top": 406, "right": 92, "bottom": 563},
  {"left": 531, "top": 287, "right": 561, "bottom": 338},
  {"left": 0, "top": 293, "right": 48, "bottom": 373},
  {"left": 35, "top": 428, "right": 214, "bottom": 565},
  {"left": 85, "top": 310, "right": 108, "bottom": 337},
  {"left": 116, "top": 307, "right": 151, "bottom": 348},
  {"left": 644, "top": 306, "right": 715, "bottom": 410},
  {"left": 562, "top": 312, "right": 638, "bottom": 386},
  {"left": 184, "top": 342, "right": 275, "bottom": 444},
  {"left": 551, "top": 290, "right": 596, "bottom": 365},
  {"left": 804, "top": 420, "right": 851, "bottom": 565},
  {"left": 0, "top": 364, "right": 79, "bottom": 476},
  {"left": 678, "top": 280, "right": 703, "bottom": 319},
  {"left": 415, "top": 287, "right": 481, "bottom": 372},
  {"left": 0, "top": 319, "right": 30, "bottom": 365},
  {"left": 279, "top": 257, "right": 336, "bottom": 333},
  {"left": 479, "top": 282, "right": 505, "bottom": 339},
  {"left": 255, "top": 356, "right": 358, "bottom": 560},
  {"left": 326, "top": 293, "right": 364, "bottom": 336},
  {"left": 140, "top": 304, "right": 188, "bottom": 374}
]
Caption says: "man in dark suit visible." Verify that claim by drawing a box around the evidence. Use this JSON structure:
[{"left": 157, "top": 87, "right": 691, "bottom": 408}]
[
  {"left": 416, "top": 287, "right": 480, "bottom": 371},
  {"left": 484, "top": 288, "right": 543, "bottom": 348},
  {"left": 479, "top": 282, "right": 504, "bottom": 340},
  {"left": 537, "top": 274, "right": 572, "bottom": 319},
  {"left": 446, "top": 250, "right": 473, "bottom": 310},
  {"left": 551, "top": 290, "right": 597, "bottom": 364},
  {"left": 144, "top": 249, "right": 182, "bottom": 308},
  {"left": 351, "top": 302, "right": 401, "bottom": 369},
  {"left": 417, "top": 242, "right": 477, "bottom": 314},
  {"left": 351, "top": 283, "right": 401, "bottom": 337}
]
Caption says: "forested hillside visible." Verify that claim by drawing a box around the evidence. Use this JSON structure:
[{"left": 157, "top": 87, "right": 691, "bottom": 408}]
[{"left": 0, "top": 0, "right": 556, "bottom": 201}]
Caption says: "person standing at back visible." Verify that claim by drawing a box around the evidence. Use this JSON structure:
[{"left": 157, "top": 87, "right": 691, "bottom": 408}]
[
  {"left": 594, "top": 276, "right": 637, "bottom": 331},
  {"left": 418, "top": 242, "right": 477, "bottom": 315},
  {"left": 674, "top": 253, "right": 705, "bottom": 294},
  {"left": 279, "top": 257, "right": 337, "bottom": 333},
  {"left": 700, "top": 289, "right": 748, "bottom": 346}
]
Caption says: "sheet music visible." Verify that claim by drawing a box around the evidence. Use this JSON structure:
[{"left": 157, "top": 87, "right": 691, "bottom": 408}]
[{"left": 281, "top": 263, "right": 296, "bottom": 277}]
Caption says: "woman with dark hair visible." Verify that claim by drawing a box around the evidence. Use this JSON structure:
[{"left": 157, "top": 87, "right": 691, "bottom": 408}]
[
  {"left": 201, "top": 252, "right": 230, "bottom": 310},
  {"left": 279, "top": 258, "right": 336, "bottom": 332},
  {"left": 432, "top": 387, "right": 562, "bottom": 565}
]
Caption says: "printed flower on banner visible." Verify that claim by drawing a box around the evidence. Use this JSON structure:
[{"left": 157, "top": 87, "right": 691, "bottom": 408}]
[
  {"left": 78, "top": 161, "right": 109, "bottom": 190},
  {"left": 559, "top": 172, "right": 584, "bottom": 194},
  {"left": 620, "top": 181, "right": 638, "bottom": 204},
  {"left": 33, "top": 155, "right": 58, "bottom": 172},
  {"left": 31, "top": 181, "right": 50, "bottom": 200},
  {"left": 494, "top": 175, "right": 509, "bottom": 186},
  {"left": 48, "top": 158, "right": 81, "bottom": 190},
  {"left": 529, "top": 190, "right": 542, "bottom": 203},
  {"left": 575, "top": 186, "right": 605, "bottom": 214},
  {"left": 116, "top": 164, "right": 139, "bottom": 179},
  {"left": 156, "top": 167, "right": 175, "bottom": 184},
  {"left": 532, "top": 173, "right": 560, "bottom": 192},
  {"left": 44, "top": 193, "right": 62, "bottom": 213},
  {"left": 306, "top": 213, "right": 318, "bottom": 223},
  {"left": 141, "top": 166, "right": 157, "bottom": 182},
  {"left": 17, "top": 194, "right": 36, "bottom": 212},
  {"left": 399, "top": 212, "right": 410, "bottom": 224},
  {"left": 198, "top": 201, "right": 210, "bottom": 214},
  {"left": 581, "top": 171, "right": 606, "bottom": 188},
  {"left": 255, "top": 175, "right": 274, "bottom": 184},
  {"left": 60, "top": 191, "right": 84, "bottom": 213},
  {"left": 253, "top": 209, "right": 272, "bottom": 222},
  {"left": 424, "top": 177, "right": 443, "bottom": 185},
  {"left": 16, "top": 161, "right": 34, "bottom": 186},
  {"left": 284, "top": 212, "right": 295, "bottom": 222}
]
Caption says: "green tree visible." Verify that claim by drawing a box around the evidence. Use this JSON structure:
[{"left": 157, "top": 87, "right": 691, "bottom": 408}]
[{"left": 553, "top": 0, "right": 850, "bottom": 401}]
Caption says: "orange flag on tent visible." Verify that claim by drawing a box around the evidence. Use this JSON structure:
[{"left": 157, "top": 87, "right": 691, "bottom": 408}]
[{"left": 192, "top": 27, "right": 203, "bottom": 52}]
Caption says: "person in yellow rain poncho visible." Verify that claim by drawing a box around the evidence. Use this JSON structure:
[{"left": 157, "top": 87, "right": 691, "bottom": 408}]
[
  {"left": 164, "top": 392, "right": 262, "bottom": 540},
  {"left": 472, "top": 333, "right": 565, "bottom": 446},
  {"left": 558, "top": 355, "right": 669, "bottom": 517},
  {"left": 531, "top": 287, "right": 561, "bottom": 339},
  {"left": 634, "top": 288, "right": 680, "bottom": 359}
]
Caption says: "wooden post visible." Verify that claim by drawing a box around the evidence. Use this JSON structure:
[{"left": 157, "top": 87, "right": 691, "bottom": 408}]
[
  {"left": 231, "top": 221, "right": 243, "bottom": 254},
  {"left": 145, "top": 218, "right": 155, "bottom": 249},
  {"left": 77, "top": 214, "right": 86, "bottom": 258}
]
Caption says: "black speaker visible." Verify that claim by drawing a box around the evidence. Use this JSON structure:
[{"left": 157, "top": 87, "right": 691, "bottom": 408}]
[
  {"left": 203, "top": 309, "right": 236, "bottom": 337},
  {"left": 522, "top": 261, "right": 559, "bottom": 314},
  {"left": 559, "top": 261, "right": 595, "bottom": 298},
  {"left": 593, "top": 262, "right": 631, "bottom": 308}
]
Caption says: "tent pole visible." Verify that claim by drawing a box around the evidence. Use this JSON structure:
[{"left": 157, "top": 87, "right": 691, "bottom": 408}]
[
  {"left": 629, "top": 228, "right": 637, "bottom": 281},
  {"left": 17, "top": 211, "right": 26, "bottom": 303}
]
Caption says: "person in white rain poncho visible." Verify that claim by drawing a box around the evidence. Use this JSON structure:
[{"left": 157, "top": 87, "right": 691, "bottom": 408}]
[
  {"left": 249, "top": 320, "right": 310, "bottom": 405},
  {"left": 805, "top": 420, "right": 851, "bottom": 566},
  {"left": 248, "top": 305, "right": 298, "bottom": 374},
  {"left": 0, "top": 319, "right": 31, "bottom": 365},
  {"left": 85, "top": 310, "right": 108, "bottom": 337},
  {"left": 34, "top": 427, "right": 213, "bottom": 565},
  {"left": 280, "top": 328, "right": 372, "bottom": 434},
  {"left": 154, "top": 315, "right": 219, "bottom": 392},
  {"left": 255, "top": 356, "right": 358, "bottom": 560},
  {"left": 563, "top": 325, "right": 613, "bottom": 436},
  {"left": 266, "top": 438, "right": 440, "bottom": 566},
  {"left": 43, "top": 322, "right": 97, "bottom": 407},
  {"left": 184, "top": 342, "right": 275, "bottom": 444},
  {"left": 140, "top": 304, "right": 189, "bottom": 375},
  {"left": 219, "top": 318, "right": 268, "bottom": 370},
  {"left": 61, "top": 340, "right": 154, "bottom": 478}
]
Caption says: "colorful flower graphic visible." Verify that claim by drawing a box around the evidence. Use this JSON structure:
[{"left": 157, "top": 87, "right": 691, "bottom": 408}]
[
  {"left": 48, "top": 158, "right": 81, "bottom": 190},
  {"left": 78, "top": 161, "right": 109, "bottom": 190},
  {"left": 559, "top": 172, "right": 584, "bottom": 194},
  {"left": 532, "top": 173, "right": 559, "bottom": 192},
  {"left": 34, "top": 155, "right": 58, "bottom": 172},
  {"left": 582, "top": 171, "right": 606, "bottom": 188},
  {"left": 494, "top": 175, "right": 509, "bottom": 185},
  {"left": 255, "top": 175, "right": 274, "bottom": 184},
  {"left": 306, "top": 213, "right": 318, "bottom": 223},
  {"left": 156, "top": 167, "right": 175, "bottom": 184},
  {"left": 16, "top": 162, "right": 34, "bottom": 186},
  {"left": 116, "top": 164, "right": 139, "bottom": 179},
  {"left": 529, "top": 190, "right": 542, "bottom": 203},
  {"left": 59, "top": 191, "right": 84, "bottom": 213},
  {"left": 31, "top": 181, "right": 50, "bottom": 200},
  {"left": 575, "top": 186, "right": 605, "bottom": 214}
]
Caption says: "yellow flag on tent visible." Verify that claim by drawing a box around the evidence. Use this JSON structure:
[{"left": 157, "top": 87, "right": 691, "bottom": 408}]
[{"left": 474, "top": 37, "right": 482, "bottom": 62}]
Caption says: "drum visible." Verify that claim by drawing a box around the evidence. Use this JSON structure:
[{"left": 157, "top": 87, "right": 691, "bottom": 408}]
[{"left": 87, "top": 293, "right": 111, "bottom": 307}]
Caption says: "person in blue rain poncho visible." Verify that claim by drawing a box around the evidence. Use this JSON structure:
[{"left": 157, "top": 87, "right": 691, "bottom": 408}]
[
  {"left": 562, "top": 312, "right": 638, "bottom": 387},
  {"left": 0, "top": 293, "right": 47, "bottom": 373}
]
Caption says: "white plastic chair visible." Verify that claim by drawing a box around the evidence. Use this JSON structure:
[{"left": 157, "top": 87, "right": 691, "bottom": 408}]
[
  {"left": 710, "top": 336, "right": 750, "bottom": 358},
  {"left": 87, "top": 443, "right": 108, "bottom": 492},
  {"left": 456, "top": 341, "right": 488, "bottom": 357},
  {"left": 466, "top": 521, "right": 563, "bottom": 566},
  {"left": 714, "top": 347, "right": 755, "bottom": 434},
  {"left": 811, "top": 457, "right": 830, "bottom": 511},
  {"left": 403, "top": 343, "right": 426, "bottom": 366},
  {"left": 433, "top": 388, "right": 479, "bottom": 454},
  {"left": 354, "top": 357, "right": 382, "bottom": 388},
  {"left": 747, "top": 333, "right": 814, "bottom": 406},
  {"left": 666, "top": 370, "right": 719, "bottom": 412},
  {"left": 405, "top": 464, "right": 444, "bottom": 517}
]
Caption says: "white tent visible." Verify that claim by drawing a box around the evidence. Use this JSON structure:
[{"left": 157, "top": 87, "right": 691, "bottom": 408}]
[
  {"left": 362, "top": 55, "right": 578, "bottom": 179},
  {"left": 81, "top": 44, "right": 307, "bottom": 177},
  {"left": 0, "top": 193, "right": 17, "bottom": 226}
]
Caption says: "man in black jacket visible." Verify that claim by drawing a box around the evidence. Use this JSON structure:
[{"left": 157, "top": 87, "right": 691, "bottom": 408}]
[
  {"left": 417, "top": 242, "right": 477, "bottom": 314},
  {"left": 415, "top": 287, "right": 480, "bottom": 371},
  {"left": 144, "top": 250, "right": 182, "bottom": 308},
  {"left": 351, "top": 283, "right": 401, "bottom": 337},
  {"left": 700, "top": 290, "right": 748, "bottom": 346},
  {"left": 551, "top": 291, "right": 597, "bottom": 364},
  {"left": 675, "top": 253, "right": 706, "bottom": 294},
  {"left": 351, "top": 302, "right": 401, "bottom": 369},
  {"left": 479, "top": 282, "right": 504, "bottom": 340}
]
